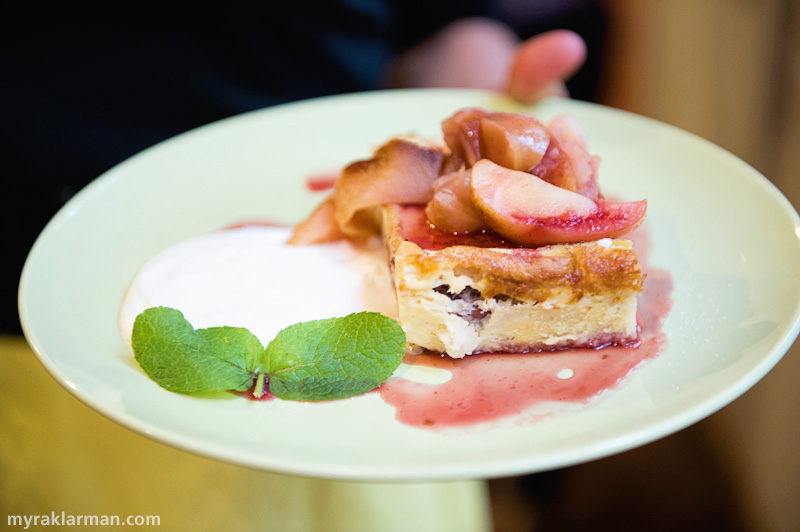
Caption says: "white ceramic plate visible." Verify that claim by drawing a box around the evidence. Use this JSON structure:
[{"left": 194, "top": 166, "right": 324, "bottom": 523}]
[{"left": 19, "top": 89, "right": 800, "bottom": 481}]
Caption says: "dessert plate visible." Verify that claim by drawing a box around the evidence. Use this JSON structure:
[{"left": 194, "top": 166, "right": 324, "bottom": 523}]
[{"left": 19, "top": 89, "right": 800, "bottom": 480}]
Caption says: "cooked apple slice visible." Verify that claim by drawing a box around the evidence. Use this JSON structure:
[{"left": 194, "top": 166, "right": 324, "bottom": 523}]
[
  {"left": 442, "top": 108, "right": 551, "bottom": 172},
  {"left": 441, "top": 108, "right": 485, "bottom": 166},
  {"left": 478, "top": 112, "right": 549, "bottom": 171},
  {"left": 531, "top": 114, "right": 601, "bottom": 199},
  {"left": 470, "top": 159, "right": 647, "bottom": 246},
  {"left": 425, "top": 169, "right": 484, "bottom": 234},
  {"left": 333, "top": 138, "right": 444, "bottom": 241},
  {"left": 287, "top": 196, "right": 348, "bottom": 245}
]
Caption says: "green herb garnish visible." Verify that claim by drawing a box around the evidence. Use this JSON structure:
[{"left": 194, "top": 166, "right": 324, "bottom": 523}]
[{"left": 131, "top": 307, "right": 406, "bottom": 401}]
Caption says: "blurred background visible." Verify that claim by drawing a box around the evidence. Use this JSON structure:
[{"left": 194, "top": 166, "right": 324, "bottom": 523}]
[
  {"left": 2, "top": 1, "right": 798, "bottom": 530},
  {"left": 494, "top": 1, "right": 800, "bottom": 530}
]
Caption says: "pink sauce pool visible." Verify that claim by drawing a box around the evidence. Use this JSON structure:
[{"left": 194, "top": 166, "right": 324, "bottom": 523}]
[{"left": 377, "top": 220, "right": 673, "bottom": 429}]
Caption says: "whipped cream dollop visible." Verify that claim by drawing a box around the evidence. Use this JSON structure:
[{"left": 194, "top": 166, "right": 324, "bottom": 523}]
[{"left": 118, "top": 226, "right": 397, "bottom": 346}]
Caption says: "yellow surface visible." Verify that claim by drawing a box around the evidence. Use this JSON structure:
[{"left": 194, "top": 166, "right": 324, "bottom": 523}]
[{"left": 0, "top": 335, "right": 492, "bottom": 531}]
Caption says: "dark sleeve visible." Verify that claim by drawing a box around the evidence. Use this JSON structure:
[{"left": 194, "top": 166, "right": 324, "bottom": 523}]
[{"left": 0, "top": 2, "right": 497, "bottom": 332}]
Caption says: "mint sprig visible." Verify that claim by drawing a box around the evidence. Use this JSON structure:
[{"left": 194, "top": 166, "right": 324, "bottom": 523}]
[{"left": 131, "top": 307, "right": 406, "bottom": 401}]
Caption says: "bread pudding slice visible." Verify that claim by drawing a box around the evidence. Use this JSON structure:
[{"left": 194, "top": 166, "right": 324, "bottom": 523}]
[
  {"left": 288, "top": 107, "right": 649, "bottom": 358},
  {"left": 381, "top": 204, "right": 643, "bottom": 358}
]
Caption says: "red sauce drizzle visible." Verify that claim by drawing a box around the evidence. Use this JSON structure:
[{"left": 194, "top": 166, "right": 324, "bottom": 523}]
[
  {"left": 224, "top": 220, "right": 286, "bottom": 230},
  {"left": 398, "top": 205, "right": 511, "bottom": 250},
  {"left": 233, "top": 386, "right": 278, "bottom": 401},
  {"left": 305, "top": 172, "right": 338, "bottom": 192}
]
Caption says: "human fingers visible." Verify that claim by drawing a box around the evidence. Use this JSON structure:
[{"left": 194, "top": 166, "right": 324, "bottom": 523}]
[{"left": 507, "top": 30, "right": 587, "bottom": 103}]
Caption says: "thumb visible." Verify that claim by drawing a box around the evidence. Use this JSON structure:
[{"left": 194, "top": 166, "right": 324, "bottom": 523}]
[{"left": 507, "top": 30, "right": 587, "bottom": 103}]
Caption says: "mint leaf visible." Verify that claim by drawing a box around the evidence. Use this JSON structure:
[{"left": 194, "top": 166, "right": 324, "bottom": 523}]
[
  {"left": 131, "top": 307, "right": 406, "bottom": 401},
  {"left": 132, "top": 307, "right": 257, "bottom": 394},
  {"left": 262, "top": 312, "right": 406, "bottom": 401}
]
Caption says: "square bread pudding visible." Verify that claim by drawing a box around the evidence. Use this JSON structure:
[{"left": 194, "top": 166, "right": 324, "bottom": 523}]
[{"left": 289, "top": 107, "right": 647, "bottom": 358}]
